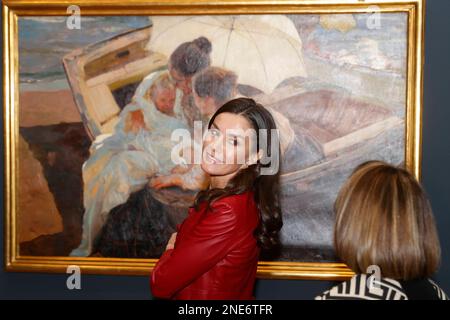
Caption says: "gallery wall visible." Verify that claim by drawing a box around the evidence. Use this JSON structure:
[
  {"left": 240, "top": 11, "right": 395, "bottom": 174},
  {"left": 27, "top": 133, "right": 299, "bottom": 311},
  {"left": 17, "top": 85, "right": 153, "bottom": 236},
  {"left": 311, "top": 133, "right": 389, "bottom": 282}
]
[{"left": 1, "top": 0, "right": 449, "bottom": 299}]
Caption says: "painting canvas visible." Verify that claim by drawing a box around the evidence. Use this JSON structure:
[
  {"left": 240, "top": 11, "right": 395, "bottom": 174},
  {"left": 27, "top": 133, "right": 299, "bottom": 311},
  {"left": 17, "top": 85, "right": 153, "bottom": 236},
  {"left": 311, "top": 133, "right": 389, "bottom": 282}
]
[{"left": 4, "top": 0, "right": 424, "bottom": 279}]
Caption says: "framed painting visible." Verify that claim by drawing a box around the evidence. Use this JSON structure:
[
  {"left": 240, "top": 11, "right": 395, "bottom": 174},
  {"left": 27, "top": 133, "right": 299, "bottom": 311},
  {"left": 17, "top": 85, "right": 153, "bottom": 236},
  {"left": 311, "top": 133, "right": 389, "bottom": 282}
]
[{"left": 3, "top": 0, "right": 424, "bottom": 280}]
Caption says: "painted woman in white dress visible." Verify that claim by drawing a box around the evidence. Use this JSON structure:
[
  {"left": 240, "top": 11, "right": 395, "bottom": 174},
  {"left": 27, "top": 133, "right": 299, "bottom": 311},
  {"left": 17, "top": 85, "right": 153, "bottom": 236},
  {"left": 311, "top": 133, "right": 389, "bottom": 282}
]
[
  {"left": 71, "top": 37, "right": 213, "bottom": 256},
  {"left": 91, "top": 66, "right": 296, "bottom": 258}
]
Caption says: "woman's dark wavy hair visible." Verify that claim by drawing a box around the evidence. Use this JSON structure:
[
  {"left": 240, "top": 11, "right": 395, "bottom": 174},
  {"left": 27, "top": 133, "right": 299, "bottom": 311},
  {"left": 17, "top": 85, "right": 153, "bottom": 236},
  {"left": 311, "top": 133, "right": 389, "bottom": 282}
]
[{"left": 193, "top": 98, "right": 283, "bottom": 249}]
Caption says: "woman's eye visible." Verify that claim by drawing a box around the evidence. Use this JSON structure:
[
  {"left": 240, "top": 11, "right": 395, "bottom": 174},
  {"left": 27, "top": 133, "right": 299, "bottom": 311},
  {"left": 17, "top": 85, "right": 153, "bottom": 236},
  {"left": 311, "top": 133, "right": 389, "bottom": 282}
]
[
  {"left": 228, "top": 138, "right": 238, "bottom": 146},
  {"left": 205, "top": 129, "right": 219, "bottom": 139},
  {"left": 211, "top": 129, "right": 220, "bottom": 136}
]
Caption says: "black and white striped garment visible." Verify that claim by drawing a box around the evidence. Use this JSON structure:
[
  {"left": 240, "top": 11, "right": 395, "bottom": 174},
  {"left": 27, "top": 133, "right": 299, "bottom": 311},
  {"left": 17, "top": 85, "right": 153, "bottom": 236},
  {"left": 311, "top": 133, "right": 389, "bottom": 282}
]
[{"left": 315, "top": 274, "right": 449, "bottom": 300}]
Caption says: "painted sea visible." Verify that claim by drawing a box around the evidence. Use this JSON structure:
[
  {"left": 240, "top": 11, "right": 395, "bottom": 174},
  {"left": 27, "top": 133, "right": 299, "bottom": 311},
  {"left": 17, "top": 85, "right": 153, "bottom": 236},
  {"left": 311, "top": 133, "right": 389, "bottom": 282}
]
[{"left": 19, "top": 16, "right": 151, "bottom": 91}]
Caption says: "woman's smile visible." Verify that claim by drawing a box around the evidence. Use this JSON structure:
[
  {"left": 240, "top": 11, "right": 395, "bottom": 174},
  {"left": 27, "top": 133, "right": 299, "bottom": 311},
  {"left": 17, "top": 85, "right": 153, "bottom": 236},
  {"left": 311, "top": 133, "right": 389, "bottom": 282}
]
[{"left": 206, "top": 151, "right": 223, "bottom": 164}]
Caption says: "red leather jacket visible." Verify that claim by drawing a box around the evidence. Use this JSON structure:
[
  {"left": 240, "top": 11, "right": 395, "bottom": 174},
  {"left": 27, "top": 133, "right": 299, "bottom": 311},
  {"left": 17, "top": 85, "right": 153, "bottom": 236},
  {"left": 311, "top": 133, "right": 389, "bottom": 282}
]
[{"left": 150, "top": 190, "right": 260, "bottom": 300}]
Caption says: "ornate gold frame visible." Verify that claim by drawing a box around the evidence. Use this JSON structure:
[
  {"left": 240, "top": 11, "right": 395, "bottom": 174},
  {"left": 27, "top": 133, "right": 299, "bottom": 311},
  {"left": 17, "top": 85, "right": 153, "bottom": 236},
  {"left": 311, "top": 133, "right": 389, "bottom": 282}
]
[{"left": 3, "top": 0, "right": 424, "bottom": 280}]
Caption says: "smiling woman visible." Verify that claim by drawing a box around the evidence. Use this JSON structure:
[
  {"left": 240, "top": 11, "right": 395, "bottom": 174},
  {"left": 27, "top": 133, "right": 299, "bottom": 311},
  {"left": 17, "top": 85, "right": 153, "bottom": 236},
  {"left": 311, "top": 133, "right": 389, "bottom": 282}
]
[
  {"left": 201, "top": 113, "right": 261, "bottom": 187},
  {"left": 150, "top": 98, "right": 283, "bottom": 299}
]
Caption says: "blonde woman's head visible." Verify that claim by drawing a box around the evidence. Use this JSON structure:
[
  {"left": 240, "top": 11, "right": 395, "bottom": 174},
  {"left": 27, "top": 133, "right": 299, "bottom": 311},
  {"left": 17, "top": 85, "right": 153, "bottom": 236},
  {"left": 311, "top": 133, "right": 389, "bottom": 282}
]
[{"left": 334, "top": 161, "right": 441, "bottom": 280}]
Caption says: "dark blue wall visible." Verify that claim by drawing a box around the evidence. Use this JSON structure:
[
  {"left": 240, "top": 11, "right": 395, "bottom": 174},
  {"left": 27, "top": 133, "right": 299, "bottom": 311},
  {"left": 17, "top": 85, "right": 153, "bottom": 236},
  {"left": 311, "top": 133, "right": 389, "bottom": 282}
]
[
  {"left": 1, "top": 0, "right": 449, "bottom": 299},
  {"left": 420, "top": 0, "right": 450, "bottom": 296}
]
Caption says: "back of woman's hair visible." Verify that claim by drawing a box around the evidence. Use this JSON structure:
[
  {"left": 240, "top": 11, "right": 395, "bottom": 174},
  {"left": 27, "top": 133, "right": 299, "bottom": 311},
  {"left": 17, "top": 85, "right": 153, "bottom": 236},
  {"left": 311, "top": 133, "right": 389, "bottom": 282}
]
[
  {"left": 334, "top": 160, "right": 441, "bottom": 280},
  {"left": 193, "top": 97, "right": 283, "bottom": 249},
  {"left": 170, "top": 36, "right": 212, "bottom": 77}
]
